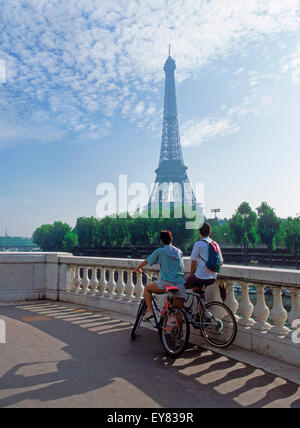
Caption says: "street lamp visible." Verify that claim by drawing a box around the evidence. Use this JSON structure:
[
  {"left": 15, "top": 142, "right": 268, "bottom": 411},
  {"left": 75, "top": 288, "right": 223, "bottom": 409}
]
[{"left": 211, "top": 209, "right": 221, "bottom": 219}]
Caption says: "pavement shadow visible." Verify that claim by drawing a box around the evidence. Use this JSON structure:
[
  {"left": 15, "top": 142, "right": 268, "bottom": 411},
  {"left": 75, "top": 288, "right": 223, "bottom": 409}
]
[{"left": 0, "top": 302, "right": 299, "bottom": 408}]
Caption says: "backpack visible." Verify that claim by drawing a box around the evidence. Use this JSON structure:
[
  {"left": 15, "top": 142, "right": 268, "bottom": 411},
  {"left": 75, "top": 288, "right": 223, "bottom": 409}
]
[{"left": 200, "top": 239, "right": 222, "bottom": 273}]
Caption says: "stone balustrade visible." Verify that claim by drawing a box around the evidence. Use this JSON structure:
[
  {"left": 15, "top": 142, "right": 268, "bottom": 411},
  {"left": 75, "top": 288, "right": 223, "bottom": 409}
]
[{"left": 0, "top": 253, "right": 300, "bottom": 367}]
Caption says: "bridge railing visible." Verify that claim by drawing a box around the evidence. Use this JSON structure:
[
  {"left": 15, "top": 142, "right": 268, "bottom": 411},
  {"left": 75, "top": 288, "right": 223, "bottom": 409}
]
[
  {"left": 57, "top": 256, "right": 300, "bottom": 367},
  {"left": 0, "top": 253, "right": 299, "bottom": 367}
]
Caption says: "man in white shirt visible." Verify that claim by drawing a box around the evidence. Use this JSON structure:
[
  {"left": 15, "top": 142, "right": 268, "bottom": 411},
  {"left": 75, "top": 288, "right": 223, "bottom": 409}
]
[{"left": 186, "top": 222, "right": 223, "bottom": 291}]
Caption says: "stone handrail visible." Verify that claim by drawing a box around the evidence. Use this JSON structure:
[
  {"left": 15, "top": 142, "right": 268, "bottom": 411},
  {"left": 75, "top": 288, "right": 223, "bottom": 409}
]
[
  {"left": 57, "top": 255, "right": 300, "bottom": 367},
  {"left": 0, "top": 253, "right": 299, "bottom": 367}
]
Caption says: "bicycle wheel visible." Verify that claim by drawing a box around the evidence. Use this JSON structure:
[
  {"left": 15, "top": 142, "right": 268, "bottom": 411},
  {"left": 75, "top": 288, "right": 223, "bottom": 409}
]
[
  {"left": 200, "top": 302, "right": 237, "bottom": 348},
  {"left": 131, "top": 299, "right": 147, "bottom": 340},
  {"left": 159, "top": 307, "right": 190, "bottom": 357}
]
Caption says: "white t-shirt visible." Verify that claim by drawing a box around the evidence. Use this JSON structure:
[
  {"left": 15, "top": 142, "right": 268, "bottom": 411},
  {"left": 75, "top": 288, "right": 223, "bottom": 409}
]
[{"left": 190, "top": 238, "right": 223, "bottom": 280}]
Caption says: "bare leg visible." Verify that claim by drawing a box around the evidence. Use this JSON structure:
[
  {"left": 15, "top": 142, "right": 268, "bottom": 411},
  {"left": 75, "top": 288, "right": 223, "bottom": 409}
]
[{"left": 144, "top": 282, "right": 165, "bottom": 313}]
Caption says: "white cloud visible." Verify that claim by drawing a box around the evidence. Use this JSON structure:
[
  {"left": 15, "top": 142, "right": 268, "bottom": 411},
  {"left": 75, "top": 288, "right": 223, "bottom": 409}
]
[
  {"left": 234, "top": 67, "right": 244, "bottom": 75},
  {"left": 180, "top": 90, "right": 265, "bottom": 148},
  {"left": 0, "top": 0, "right": 300, "bottom": 148},
  {"left": 134, "top": 101, "right": 145, "bottom": 115},
  {"left": 282, "top": 44, "right": 300, "bottom": 83},
  {"left": 181, "top": 116, "right": 240, "bottom": 148}
]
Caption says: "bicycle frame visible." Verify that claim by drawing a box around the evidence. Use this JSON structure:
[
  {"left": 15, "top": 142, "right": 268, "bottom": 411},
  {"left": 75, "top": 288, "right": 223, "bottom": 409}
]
[
  {"left": 140, "top": 271, "right": 185, "bottom": 337},
  {"left": 150, "top": 293, "right": 180, "bottom": 332},
  {"left": 184, "top": 290, "right": 218, "bottom": 329}
]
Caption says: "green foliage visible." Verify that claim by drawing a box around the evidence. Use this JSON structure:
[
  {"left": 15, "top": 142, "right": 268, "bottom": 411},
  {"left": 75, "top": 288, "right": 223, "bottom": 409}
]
[
  {"left": 229, "top": 202, "right": 258, "bottom": 249},
  {"left": 33, "top": 224, "right": 54, "bottom": 251},
  {"left": 74, "top": 217, "right": 99, "bottom": 248},
  {"left": 33, "top": 222, "right": 73, "bottom": 251},
  {"left": 62, "top": 231, "right": 79, "bottom": 252},
  {"left": 282, "top": 217, "right": 300, "bottom": 256},
  {"left": 31, "top": 202, "right": 300, "bottom": 259},
  {"left": 127, "top": 215, "right": 156, "bottom": 247},
  {"left": 256, "top": 202, "right": 281, "bottom": 251},
  {"left": 32, "top": 208, "right": 200, "bottom": 252},
  {"left": 209, "top": 220, "right": 232, "bottom": 244}
]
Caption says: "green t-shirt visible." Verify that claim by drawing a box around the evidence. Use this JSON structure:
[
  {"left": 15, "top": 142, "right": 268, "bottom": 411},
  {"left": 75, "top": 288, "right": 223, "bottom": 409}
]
[{"left": 147, "top": 245, "right": 185, "bottom": 285}]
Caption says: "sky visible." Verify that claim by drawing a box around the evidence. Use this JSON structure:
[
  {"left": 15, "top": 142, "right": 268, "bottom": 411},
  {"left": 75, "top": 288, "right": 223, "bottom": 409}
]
[{"left": 1, "top": 0, "right": 300, "bottom": 236}]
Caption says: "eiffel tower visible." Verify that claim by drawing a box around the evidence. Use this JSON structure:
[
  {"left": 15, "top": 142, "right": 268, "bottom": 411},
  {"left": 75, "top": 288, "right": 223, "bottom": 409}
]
[{"left": 149, "top": 47, "right": 198, "bottom": 212}]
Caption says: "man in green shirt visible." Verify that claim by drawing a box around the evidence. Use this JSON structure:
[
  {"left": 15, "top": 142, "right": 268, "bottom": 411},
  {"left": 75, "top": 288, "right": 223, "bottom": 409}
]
[{"left": 134, "top": 230, "right": 186, "bottom": 321}]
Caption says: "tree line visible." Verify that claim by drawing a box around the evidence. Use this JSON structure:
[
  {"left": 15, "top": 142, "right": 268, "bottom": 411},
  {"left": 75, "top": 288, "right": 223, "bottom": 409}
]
[{"left": 32, "top": 201, "right": 300, "bottom": 264}]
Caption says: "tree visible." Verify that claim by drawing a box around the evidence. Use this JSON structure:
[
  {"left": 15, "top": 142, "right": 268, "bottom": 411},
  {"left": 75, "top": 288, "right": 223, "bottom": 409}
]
[
  {"left": 229, "top": 202, "right": 258, "bottom": 265},
  {"left": 282, "top": 216, "right": 300, "bottom": 269},
  {"left": 109, "top": 216, "right": 130, "bottom": 248},
  {"left": 128, "top": 216, "right": 153, "bottom": 247},
  {"left": 205, "top": 218, "right": 232, "bottom": 245},
  {"left": 256, "top": 202, "right": 281, "bottom": 267},
  {"left": 33, "top": 222, "right": 72, "bottom": 251},
  {"left": 33, "top": 224, "right": 53, "bottom": 251},
  {"left": 74, "top": 217, "right": 100, "bottom": 248},
  {"left": 51, "top": 222, "right": 72, "bottom": 250},
  {"left": 62, "top": 231, "right": 79, "bottom": 253},
  {"left": 96, "top": 216, "right": 116, "bottom": 248}
]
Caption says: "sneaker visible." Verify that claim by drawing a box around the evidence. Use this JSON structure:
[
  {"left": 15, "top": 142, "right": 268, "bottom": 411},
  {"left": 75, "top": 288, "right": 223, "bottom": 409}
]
[{"left": 143, "top": 311, "right": 154, "bottom": 322}]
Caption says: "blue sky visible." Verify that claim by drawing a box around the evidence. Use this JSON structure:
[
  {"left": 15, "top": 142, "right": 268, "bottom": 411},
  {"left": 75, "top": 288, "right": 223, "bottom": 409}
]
[{"left": 1, "top": 0, "right": 300, "bottom": 236}]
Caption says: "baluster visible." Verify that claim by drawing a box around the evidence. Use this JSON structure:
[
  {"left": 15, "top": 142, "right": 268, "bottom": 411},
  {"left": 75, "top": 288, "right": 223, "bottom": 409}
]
[
  {"left": 224, "top": 280, "right": 239, "bottom": 319},
  {"left": 124, "top": 270, "right": 134, "bottom": 300},
  {"left": 145, "top": 271, "right": 155, "bottom": 285},
  {"left": 81, "top": 267, "right": 90, "bottom": 293},
  {"left": 65, "top": 265, "right": 75, "bottom": 292},
  {"left": 98, "top": 268, "right": 108, "bottom": 296},
  {"left": 270, "top": 286, "right": 290, "bottom": 335},
  {"left": 107, "top": 268, "right": 116, "bottom": 298},
  {"left": 134, "top": 270, "right": 144, "bottom": 301},
  {"left": 253, "top": 284, "right": 271, "bottom": 331},
  {"left": 72, "top": 266, "right": 82, "bottom": 292},
  {"left": 89, "top": 267, "right": 99, "bottom": 294},
  {"left": 116, "top": 269, "right": 126, "bottom": 299},
  {"left": 205, "top": 280, "right": 223, "bottom": 303},
  {"left": 238, "top": 281, "right": 255, "bottom": 326},
  {"left": 288, "top": 287, "right": 300, "bottom": 325}
]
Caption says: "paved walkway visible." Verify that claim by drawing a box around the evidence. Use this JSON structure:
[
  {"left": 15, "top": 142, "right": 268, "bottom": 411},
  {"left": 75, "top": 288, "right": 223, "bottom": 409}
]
[{"left": 0, "top": 301, "right": 300, "bottom": 408}]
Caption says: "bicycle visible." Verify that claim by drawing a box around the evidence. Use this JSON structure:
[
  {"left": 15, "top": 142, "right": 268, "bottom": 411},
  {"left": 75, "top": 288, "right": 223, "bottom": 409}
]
[
  {"left": 131, "top": 273, "right": 190, "bottom": 357},
  {"left": 184, "top": 285, "right": 237, "bottom": 348}
]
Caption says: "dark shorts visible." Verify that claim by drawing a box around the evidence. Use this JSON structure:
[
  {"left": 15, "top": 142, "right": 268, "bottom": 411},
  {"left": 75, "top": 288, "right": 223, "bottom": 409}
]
[{"left": 185, "top": 274, "right": 215, "bottom": 291}]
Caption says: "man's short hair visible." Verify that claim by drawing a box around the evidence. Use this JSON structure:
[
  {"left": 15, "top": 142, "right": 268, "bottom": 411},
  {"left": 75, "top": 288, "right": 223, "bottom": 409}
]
[
  {"left": 160, "top": 230, "right": 173, "bottom": 245},
  {"left": 199, "top": 222, "right": 211, "bottom": 237}
]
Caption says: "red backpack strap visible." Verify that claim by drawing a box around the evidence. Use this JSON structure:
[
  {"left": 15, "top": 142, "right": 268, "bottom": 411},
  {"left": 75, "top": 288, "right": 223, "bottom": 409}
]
[{"left": 210, "top": 241, "right": 220, "bottom": 253}]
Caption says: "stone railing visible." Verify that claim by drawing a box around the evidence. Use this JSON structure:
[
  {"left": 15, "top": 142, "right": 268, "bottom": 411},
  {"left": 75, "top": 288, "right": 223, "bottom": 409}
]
[
  {"left": 57, "top": 256, "right": 162, "bottom": 316},
  {"left": 0, "top": 253, "right": 299, "bottom": 367}
]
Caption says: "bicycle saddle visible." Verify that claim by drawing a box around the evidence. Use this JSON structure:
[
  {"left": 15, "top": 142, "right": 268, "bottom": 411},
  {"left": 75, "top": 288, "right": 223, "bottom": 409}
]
[{"left": 165, "top": 286, "right": 179, "bottom": 293}]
